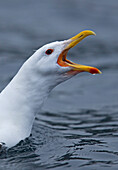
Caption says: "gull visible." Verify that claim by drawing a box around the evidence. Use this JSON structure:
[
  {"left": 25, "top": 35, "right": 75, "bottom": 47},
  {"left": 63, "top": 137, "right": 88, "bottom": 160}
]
[{"left": 0, "top": 30, "right": 101, "bottom": 149}]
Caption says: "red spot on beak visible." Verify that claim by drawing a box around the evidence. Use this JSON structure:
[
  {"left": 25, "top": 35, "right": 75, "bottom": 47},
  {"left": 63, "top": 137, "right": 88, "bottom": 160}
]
[{"left": 89, "top": 68, "right": 101, "bottom": 74}]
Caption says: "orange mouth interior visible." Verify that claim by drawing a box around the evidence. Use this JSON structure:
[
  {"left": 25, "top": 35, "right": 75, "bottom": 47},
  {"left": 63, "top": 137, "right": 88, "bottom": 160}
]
[
  {"left": 57, "top": 50, "right": 74, "bottom": 67},
  {"left": 57, "top": 49, "right": 101, "bottom": 74}
]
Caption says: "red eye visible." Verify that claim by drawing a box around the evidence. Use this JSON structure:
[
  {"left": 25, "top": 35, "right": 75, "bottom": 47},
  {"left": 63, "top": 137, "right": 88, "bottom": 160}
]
[{"left": 45, "top": 49, "right": 53, "bottom": 55}]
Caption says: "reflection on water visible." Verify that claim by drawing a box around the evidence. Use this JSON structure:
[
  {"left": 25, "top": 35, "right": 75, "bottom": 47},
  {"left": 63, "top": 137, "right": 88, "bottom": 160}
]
[{"left": 0, "top": 0, "right": 118, "bottom": 169}]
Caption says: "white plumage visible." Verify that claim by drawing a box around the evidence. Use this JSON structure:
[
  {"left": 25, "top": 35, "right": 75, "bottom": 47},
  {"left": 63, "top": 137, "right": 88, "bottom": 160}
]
[{"left": 0, "top": 30, "right": 101, "bottom": 148}]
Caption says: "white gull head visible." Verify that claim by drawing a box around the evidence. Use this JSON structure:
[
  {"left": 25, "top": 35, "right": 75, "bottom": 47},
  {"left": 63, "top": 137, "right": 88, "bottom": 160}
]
[{"left": 0, "top": 30, "right": 101, "bottom": 148}]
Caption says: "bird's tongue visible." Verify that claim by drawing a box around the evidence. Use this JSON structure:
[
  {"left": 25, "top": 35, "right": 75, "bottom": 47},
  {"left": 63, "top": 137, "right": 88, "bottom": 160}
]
[{"left": 57, "top": 30, "right": 102, "bottom": 75}]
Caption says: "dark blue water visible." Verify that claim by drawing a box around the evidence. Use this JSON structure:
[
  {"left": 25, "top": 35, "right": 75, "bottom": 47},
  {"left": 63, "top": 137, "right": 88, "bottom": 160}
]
[{"left": 0, "top": 0, "right": 118, "bottom": 169}]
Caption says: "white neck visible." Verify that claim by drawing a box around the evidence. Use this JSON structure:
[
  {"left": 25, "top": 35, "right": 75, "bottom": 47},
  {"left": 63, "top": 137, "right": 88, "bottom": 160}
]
[{"left": 0, "top": 61, "right": 53, "bottom": 147}]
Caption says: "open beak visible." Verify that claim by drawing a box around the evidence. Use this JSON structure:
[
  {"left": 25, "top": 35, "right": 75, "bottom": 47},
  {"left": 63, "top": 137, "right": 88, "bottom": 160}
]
[{"left": 57, "top": 30, "right": 102, "bottom": 74}]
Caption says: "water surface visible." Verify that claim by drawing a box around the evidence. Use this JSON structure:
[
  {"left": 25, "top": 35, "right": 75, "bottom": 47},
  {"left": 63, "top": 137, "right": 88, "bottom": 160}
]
[{"left": 0, "top": 0, "right": 118, "bottom": 169}]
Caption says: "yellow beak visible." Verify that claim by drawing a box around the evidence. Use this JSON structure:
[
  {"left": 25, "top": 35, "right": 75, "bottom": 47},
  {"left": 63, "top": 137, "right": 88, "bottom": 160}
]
[{"left": 57, "top": 30, "right": 102, "bottom": 74}]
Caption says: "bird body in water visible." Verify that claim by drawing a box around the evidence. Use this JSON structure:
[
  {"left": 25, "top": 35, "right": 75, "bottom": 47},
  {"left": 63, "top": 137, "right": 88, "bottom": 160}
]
[{"left": 0, "top": 30, "right": 101, "bottom": 148}]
